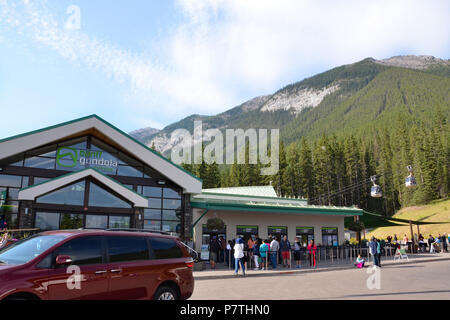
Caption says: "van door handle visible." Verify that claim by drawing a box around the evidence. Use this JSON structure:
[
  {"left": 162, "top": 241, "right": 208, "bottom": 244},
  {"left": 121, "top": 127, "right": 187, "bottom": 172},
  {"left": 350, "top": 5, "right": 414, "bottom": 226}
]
[
  {"left": 95, "top": 270, "right": 107, "bottom": 274},
  {"left": 110, "top": 269, "right": 122, "bottom": 273}
]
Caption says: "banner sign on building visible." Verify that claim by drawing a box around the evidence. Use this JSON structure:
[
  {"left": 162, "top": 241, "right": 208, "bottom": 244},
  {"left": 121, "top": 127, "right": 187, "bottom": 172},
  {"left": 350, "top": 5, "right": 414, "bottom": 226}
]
[
  {"left": 268, "top": 226, "right": 288, "bottom": 235},
  {"left": 322, "top": 227, "right": 338, "bottom": 235},
  {"left": 236, "top": 225, "right": 258, "bottom": 235},
  {"left": 56, "top": 147, "right": 118, "bottom": 173},
  {"left": 296, "top": 227, "right": 314, "bottom": 235},
  {"left": 202, "top": 224, "right": 226, "bottom": 234}
]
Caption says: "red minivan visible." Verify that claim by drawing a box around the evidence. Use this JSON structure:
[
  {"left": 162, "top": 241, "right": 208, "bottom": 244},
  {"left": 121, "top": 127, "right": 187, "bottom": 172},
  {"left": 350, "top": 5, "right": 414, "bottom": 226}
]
[{"left": 0, "top": 229, "right": 195, "bottom": 300}]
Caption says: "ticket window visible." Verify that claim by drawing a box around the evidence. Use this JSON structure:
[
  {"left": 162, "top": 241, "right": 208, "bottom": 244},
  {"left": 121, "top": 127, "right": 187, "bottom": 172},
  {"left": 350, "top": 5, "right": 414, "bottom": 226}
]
[
  {"left": 322, "top": 228, "right": 338, "bottom": 246},
  {"left": 236, "top": 226, "right": 258, "bottom": 244},
  {"left": 201, "top": 225, "right": 226, "bottom": 261},
  {"left": 268, "top": 226, "right": 288, "bottom": 242},
  {"left": 296, "top": 227, "right": 314, "bottom": 247},
  {"left": 202, "top": 224, "right": 226, "bottom": 244}
]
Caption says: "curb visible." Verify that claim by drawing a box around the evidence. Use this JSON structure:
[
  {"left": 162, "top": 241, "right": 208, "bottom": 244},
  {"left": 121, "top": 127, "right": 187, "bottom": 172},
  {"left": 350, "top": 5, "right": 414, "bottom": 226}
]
[{"left": 193, "top": 256, "right": 450, "bottom": 281}]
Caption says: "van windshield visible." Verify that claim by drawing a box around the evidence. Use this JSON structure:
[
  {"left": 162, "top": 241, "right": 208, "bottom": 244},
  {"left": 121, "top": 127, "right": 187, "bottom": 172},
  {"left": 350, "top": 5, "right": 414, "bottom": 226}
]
[{"left": 0, "top": 235, "right": 67, "bottom": 266}]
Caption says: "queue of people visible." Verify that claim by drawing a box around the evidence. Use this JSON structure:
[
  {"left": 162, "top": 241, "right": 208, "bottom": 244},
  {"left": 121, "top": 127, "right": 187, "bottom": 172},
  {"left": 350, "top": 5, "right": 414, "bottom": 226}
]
[
  {"left": 205, "top": 231, "right": 449, "bottom": 275},
  {"left": 207, "top": 234, "right": 321, "bottom": 274},
  {"left": 385, "top": 232, "right": 449, "bottom": 253}
]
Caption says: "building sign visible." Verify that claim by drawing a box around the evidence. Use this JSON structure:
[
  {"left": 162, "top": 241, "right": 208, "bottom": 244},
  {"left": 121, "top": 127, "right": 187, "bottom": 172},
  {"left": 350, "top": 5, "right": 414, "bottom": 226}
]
[
  {"left": 268, "top": 226, "right": 288, "bottom": 235},
  {"left": 236, "top": 225, "right": 258, "bottom": 235},
  {"left": 56, "top": 147, "right": 118, "bottom": 173},
  {"left": 322, "top": 227, "right": 338, "bottom": 235},
  {"left": 202, "top": 224, "right": 226, "bottom": 234},
  {"left": 296, "top": 227, "right": 314, "bottom": 235}
]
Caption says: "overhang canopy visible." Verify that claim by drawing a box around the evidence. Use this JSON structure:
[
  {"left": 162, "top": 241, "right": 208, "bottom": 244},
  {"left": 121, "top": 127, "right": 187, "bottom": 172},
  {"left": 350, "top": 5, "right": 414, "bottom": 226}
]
[
  {"left": 18, "top": 168, "right": 149, "bottom": 208},
  {"left": 0, "top": 115, "right": 202, "bottom": 194}
]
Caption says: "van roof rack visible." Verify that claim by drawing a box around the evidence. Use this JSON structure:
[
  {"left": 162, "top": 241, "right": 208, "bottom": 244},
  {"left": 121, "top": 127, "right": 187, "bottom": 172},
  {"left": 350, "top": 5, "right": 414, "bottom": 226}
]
[{"left": 105, "top": 228, "right": 170, "bottom": 235}]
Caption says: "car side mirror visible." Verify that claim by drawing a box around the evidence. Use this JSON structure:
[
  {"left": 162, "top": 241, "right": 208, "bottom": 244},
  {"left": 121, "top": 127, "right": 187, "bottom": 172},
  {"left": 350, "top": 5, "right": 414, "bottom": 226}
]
[{"left": 55, "top": 255, "right": 73, "bottom": 266}]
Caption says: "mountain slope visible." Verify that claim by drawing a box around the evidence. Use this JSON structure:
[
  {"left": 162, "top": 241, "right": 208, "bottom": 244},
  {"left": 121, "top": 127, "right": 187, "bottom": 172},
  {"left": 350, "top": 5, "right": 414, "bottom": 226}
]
[
  {"left": 283, "top": 66, "right": 450, "bottom": 143},
  {"left": 131, "top": 55, "right": 450, "bottom": 156}
]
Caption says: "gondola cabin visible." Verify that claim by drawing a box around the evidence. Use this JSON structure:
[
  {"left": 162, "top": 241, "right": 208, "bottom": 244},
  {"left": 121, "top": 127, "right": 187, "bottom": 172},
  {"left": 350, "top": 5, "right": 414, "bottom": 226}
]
[
  {"left": 371, "top": 185, "right": 382, "bottom": 198},
  {"left": 405, "top": 175, "right": 417, "bottom": 188}
]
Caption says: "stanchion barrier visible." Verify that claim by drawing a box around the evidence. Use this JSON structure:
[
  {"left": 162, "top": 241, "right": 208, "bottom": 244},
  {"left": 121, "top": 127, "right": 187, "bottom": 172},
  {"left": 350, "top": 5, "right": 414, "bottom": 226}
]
[
  {"left": 265, "top": 253, "right": 268, "bottom": 271},
  {"left": 289, "top": 250, "right": 292, "bottom": 268},
  {"left": 331, "top": 247, "right": 334, "bottom": 264}
]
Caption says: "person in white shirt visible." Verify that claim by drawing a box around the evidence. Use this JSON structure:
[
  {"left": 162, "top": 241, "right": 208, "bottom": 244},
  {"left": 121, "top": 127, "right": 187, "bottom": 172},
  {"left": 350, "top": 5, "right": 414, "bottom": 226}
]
[
  {"left": 233, "top": 237, "right": 245, "bottom": 276},
  {"left": 269, "top": 237, "right": 280, "bottom": 269}
]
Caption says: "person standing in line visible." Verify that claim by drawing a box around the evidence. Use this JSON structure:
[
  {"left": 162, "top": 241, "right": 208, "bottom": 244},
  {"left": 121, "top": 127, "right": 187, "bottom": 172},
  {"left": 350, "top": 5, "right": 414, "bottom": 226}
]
[
  {"left": 435, "top": 236, "right": 441, "bottom": 253},
  {"left": 369, "top": 237, "right": 378, "bottom": 268},
  {"left": 376, "top": 238, "right": 382, "bottom": 267},
  {"left": 259, "top": 239, "right": 269, "bottom": 270},
  {"left": 440, "top": 233, "right": 448, "bottom": 253},
  {"left": 208, "top": 236, "right": 220, "bottom": 270},
  {"left": 233, "top": 237, "right": 245, "bottom": 276},
  {"left": 218, "top": 236, "right": 226, "bottom": 263},
  {"left": 293, "top": 237, "right": 301, "bottom": 269},
  {"left": 428, "top": 235, "right": 435, "bottom": 253},
  {"left": 307, "top": 240, "right": 317, "bottom": 267},
  {"left": 269, "top": 236, "right": 280, "bottom": 269},
  {"left": 386, "top": 235, "right": 392, "bottom": 244},
  {"left": 393, "top": 234, "right": 398, "bottom": 243},
  {"left": 252, "top": 238, "right": 261, "bottom": 270},
  {"left": 403, "top": 234, "right": 408, "bottom": 245},
  {"left": 280, "top": 235, "right": 291, "bottom": 268},
  {"left": 247, "top": 236, "right": 254, "bottom": 269}
]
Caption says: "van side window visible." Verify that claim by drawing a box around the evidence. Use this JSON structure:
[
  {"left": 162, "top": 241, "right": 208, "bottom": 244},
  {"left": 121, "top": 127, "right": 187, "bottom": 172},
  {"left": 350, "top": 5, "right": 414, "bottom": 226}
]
[
  {"left": 107, "top": 236, "right": 149, "bottom": 262},
  {"left": 53, "top": 236, "right": 103, "bottom": 267},
  {"left": 149, "top": 238, "right": 183, "bottom": 259}
]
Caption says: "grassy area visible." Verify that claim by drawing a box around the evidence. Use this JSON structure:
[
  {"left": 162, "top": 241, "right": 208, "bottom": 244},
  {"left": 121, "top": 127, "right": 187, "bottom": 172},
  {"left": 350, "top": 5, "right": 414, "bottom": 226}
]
[{"left": 366, "top": 199, "right": 450, "bottom": 239}]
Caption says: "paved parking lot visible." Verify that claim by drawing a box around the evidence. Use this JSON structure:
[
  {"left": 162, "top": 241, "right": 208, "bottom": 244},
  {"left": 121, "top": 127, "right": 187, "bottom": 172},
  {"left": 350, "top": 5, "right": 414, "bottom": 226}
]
[{"left": 191, "top": 259, "right": 450, "bottom": 300}]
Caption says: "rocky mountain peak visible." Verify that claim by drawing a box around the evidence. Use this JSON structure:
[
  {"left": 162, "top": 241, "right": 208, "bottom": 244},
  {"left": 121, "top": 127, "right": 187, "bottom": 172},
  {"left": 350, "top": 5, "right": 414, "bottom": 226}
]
[{"left": 375, "top": 55, "right": 450, "bottom": 70}]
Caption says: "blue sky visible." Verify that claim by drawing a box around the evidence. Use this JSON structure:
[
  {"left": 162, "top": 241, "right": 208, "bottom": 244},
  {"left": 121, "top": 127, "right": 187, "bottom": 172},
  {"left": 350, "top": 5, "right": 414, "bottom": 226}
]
[{"left": 0, "top": 0, "right": 449, "bottom": 138}]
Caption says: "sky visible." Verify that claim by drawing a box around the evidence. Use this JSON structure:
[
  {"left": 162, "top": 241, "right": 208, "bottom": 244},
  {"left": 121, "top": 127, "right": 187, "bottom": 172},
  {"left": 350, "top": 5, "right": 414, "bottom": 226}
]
[{"left": 0, "top": 0, "right": 449, "bottom": 138}]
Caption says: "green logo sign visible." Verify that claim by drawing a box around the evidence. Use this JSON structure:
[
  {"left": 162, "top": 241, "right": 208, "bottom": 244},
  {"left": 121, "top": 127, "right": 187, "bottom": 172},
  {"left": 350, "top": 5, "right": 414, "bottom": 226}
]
[{"left": 56, "top": 147, "right": 78, "bottom": 168}]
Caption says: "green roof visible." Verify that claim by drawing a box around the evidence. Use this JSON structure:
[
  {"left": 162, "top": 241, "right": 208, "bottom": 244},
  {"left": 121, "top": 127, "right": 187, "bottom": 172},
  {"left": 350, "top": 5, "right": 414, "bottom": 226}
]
[
  {"left": 191, "top": 200, "right": 362, "bottom": 216},
  {"left": 0, "top": 114, "right": 202, "bottom": 183}
]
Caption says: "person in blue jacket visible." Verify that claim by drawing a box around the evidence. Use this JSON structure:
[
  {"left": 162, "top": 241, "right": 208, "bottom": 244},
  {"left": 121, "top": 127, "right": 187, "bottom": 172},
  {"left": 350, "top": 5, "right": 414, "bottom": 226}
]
[{"left": 369, "top": 237, "right": 379, "bottom": 268}]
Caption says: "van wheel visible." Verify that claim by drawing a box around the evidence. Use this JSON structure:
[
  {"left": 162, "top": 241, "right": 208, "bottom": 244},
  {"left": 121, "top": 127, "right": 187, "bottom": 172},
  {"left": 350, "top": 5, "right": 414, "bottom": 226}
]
[{"left": 154, "top": 285, "right": 179, "bottom": 300}]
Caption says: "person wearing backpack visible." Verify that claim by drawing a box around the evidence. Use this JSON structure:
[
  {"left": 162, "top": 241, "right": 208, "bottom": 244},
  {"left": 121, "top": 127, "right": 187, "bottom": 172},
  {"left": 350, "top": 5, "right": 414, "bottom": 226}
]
[
  {"left": 209, "top": 236, "right": 221, "bottom": 270},
  {"left": 252, "top": 238, "right": 261, "bottom": 270},
  {"left": 293, "top": 238, "right": 302, "bottom": 269},
  {"left": 233, "top": 237, "right": 245, "bottom": 276},
  {"left": 280, "top": 235, "right": 291, "bottom": 268},
  {"left": 428, "top": 235, "right": 435, "bottom": 253}
]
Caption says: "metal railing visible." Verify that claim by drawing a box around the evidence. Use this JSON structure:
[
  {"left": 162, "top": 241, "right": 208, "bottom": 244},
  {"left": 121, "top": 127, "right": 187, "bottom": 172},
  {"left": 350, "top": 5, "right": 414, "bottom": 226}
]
[{"left": 202, "top": 241, "right": 437, "bottom": 272}]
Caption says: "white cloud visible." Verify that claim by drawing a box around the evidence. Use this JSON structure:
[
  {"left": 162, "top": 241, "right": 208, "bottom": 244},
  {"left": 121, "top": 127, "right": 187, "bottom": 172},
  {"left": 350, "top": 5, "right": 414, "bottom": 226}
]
[{"left": 0, "top": 0, "right": 449, "bottom": 128}]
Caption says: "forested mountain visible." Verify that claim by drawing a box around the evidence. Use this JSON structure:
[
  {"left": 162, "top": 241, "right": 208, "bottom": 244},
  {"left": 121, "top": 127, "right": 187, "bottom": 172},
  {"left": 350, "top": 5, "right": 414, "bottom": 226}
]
[{"left": 132, "top": 55, "right": 450, "bottom": 216}]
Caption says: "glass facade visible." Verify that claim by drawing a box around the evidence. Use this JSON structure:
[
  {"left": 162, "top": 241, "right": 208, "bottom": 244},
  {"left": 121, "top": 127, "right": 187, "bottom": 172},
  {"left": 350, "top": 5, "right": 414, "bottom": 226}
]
[
  {"left": 139, "top": 185, "right": 181, "bottom": 233},
  {"left": 322, "top": 228, "right": 338, "bottom": 246},
  {"left": 0, "top": 135, "right": 184, "bottom": 233},
  {"left": 37, "top": 181, "right": 86, "bottom": 206},
  {"left": 88, "top": 182, "right": 131, "bottom": 208},
  {"left": 0, "top": 174, "right": 28, "bottom": 229}
]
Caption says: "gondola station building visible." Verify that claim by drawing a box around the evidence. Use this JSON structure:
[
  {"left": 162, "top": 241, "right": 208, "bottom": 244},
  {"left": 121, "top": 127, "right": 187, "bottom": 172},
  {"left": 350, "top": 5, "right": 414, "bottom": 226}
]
[{"left": 0, "top": 115, "right": 363, "bottom": 249}]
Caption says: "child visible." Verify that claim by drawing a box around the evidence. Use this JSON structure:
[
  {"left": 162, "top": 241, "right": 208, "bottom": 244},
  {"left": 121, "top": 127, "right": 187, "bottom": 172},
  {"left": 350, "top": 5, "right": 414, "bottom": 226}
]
[{"left": 355, "top": 254, "right": 365, "bottom": 268}]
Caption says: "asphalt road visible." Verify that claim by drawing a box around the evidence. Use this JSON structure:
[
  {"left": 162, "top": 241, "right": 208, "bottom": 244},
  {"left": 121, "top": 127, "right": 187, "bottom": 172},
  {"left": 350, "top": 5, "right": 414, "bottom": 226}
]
[{"left": 190, "top": 260, "right": 450, "bottom": 300}]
